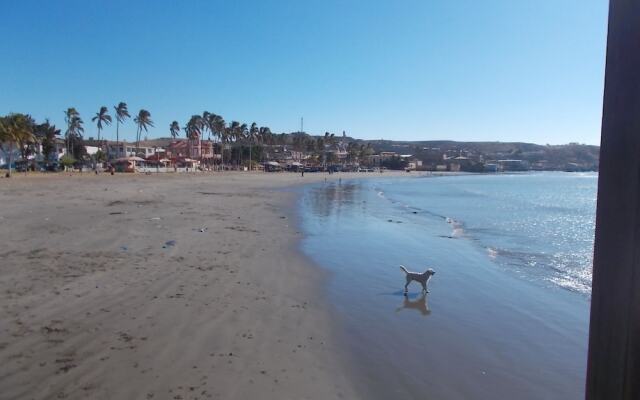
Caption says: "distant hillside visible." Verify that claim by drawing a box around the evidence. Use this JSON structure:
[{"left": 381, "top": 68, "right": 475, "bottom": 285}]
[{"left": 354, "top": 139, "right": 600, "bottom": 171}]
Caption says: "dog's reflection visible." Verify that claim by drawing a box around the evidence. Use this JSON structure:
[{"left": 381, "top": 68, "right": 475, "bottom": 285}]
[{"left": 396, "top": 293, "right": 431, "bottom": 316}]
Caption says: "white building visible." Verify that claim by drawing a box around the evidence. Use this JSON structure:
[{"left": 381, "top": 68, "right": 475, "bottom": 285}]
[{"left": 1, "top": 138, "right": 66, "bottom": 166}]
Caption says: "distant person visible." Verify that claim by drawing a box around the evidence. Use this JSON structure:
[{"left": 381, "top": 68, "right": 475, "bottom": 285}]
[{"left": 301, "top": 169, "right": 304, "bottom": 177}]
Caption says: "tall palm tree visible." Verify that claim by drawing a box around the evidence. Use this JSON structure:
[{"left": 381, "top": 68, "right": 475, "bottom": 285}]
[
  {"left": 258, "top": 126, "right": 272, "bottom": 162},
  {"left": 34, "top": 119, "right": 61, "bottom": 165},
  {"left": 64, "top": 108, "right": 79, "bottom": 155},
  {"left": 322, "top": 132, "right": 336, "bottom": 169},
  {"left": 64, "top": 108, "right": 84, "bottom": 158},
  {"left": 185, "top": 115, "right": 204, "bottom": 140},
  {"left": 259, "top": 126, "right": 272, "bottom": 144},
  {"left": 92, "top": 106, "right": 112, "bottom": 141},
  {"left": 134, "top": 109, "right": 153, "bottom": 156},
  {"left": 202, "top": 112, "right": 216, "bottom": 168},
  {"left": 170, "top": 121, "right": 180, "bottom": 139},
  {"left": 226, "top": 121, "right": 240, "bottom": 168},
  {"left": 213, "top": 115, "right": 226, "bottom": 169},
  {"left": 114, "top": 102, "right": 130, "bottom": 157},
  {"left": 248, "top": 122, "right": 259, "bottom": 170},
  {"left": 238, "top": 123, "right": 248, "bottom": 169},
  {"left": 219, "top": 126, "right": 228, "bottom": 169},
  {"left": 202, "top": 111, "right": 213, "bottom": 140},
  {"left": 185, "top": 115, "right": 205, "bottom": 160},
  {"left": 0, "top": 113, "right": 35, "bottom": 177}
]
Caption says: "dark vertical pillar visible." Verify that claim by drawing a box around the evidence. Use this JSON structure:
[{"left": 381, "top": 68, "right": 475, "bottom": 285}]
[{"left": 586, "top": 1, "right": 640, "bottom": 399}]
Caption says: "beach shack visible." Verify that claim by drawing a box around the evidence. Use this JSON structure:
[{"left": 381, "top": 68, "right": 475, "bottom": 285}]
[
  {"left": 178, "top": 158, "right": 199, "bottom": 171},
  {"left": 113, "top": 156, "right": 146, "bottom": 173}
]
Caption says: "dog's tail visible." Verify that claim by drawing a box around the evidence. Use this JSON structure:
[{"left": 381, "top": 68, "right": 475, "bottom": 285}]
[{"left": 399, "top": 265, "right": 409, "bottom": 274}]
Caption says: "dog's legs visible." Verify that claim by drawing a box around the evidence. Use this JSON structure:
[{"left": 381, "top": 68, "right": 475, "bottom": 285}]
[
  {"left": 421, "top": 281, "right": 428, "bottom": 293},
  {"left": 404, "top": 277, "right": 411, "bottom": 293}
]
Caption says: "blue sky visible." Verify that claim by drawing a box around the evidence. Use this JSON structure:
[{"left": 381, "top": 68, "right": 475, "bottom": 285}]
[{"left": 0, "top": 0, "right": 608, "bottom": 144}]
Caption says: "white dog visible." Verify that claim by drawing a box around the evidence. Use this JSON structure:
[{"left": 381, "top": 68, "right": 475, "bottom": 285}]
[{"left": 400, "top": 265, "right": 436, "bottom": 293}]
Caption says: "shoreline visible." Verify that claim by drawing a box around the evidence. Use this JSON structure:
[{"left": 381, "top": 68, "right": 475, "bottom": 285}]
[{"left": 0, "top": 171, "right": 423, "bottom": 399}]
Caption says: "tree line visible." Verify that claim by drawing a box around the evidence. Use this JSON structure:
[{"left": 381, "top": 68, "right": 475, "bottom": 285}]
[
  {"left": 0, "top": 113, "right": 60, "bottom": 177},
  {"left": 1, "top": 104, "right": 379, "bottom": 175}
]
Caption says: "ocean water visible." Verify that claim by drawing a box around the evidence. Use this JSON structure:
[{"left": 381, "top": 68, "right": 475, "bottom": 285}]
[
  {"left": 298, "top": 172, "right": 594, "bottom": 399},
  {"left": 372, "top": 172, "right": 597, "bottom": 294}
]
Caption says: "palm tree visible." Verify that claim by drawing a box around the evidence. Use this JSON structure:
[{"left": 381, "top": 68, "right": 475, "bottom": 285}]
[
  {"left": 92, "top": 106, "right": 112, "bottom": 142},
  {"left": 213, "top": 115, "right": 226, "bottom": 169},
  {"left": 248, "top": 122, "right": 259, "bottom": 171},
  {"left": 64, "top": 108, "right": 84, "bottom": 158},
  {"left": 226, "top": 121, "right": 240, "bottom": 168},
  {"left": 218, "top": 127, "right": 228, "bottom": 169},
  {"left": 202, "top": 111, "right": 213, "bottom": 140},
  {"left": 259, "top": 126, "right": 272, "bottom": 145},
  {"left": 134, "top": 109, "right": 153, "bottom": 156},
  {"left": 238, "top": 123, "right": 248, "bottom": 169},
  {"left": 113, "top": 102, "right": 130, "bottom": 158},
  {"left": 0, "top": 113, "right": 35, "bottom": 177},
  {"left": 64, "top": 108, "right": 80, "bottom": 155},
  {"left": 202, "top": 112, "right": 217, "bottom": 169},
  {"left": 184, "top": 115, "right": 205, "bottom": 159},
  {"left": 258, "top": 126, "right": 272, "bottom": 162},
  {"left": 34, "top": 119, "right": 61, "bottom": 165},
  {"left": 170, "top": 121, "right": 180, "bottom": 139},
  {"left": 185, "top": 115, "right": 204, "bottom": 140},
  {"left": 324, "top": 132, "right": 336, "bottom": 147}
]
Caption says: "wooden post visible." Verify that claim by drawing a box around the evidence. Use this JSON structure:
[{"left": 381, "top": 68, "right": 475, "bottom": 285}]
[{"left": 586, "top": 1, "right": 640, "bottom": 399}]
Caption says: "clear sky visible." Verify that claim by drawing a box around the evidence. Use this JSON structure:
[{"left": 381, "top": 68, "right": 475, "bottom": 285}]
[{"left": 0, "top": 0, "right": 608, "bottom": 145}]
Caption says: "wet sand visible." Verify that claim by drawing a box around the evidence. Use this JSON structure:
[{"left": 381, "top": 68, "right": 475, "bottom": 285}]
[{"left": 0, "top": 172, "right": 406, "bottom": 400}]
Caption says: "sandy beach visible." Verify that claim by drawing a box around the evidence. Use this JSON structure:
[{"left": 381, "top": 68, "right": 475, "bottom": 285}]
[{"left": 0, "top": 172, "right": 399, "bottom": 400}]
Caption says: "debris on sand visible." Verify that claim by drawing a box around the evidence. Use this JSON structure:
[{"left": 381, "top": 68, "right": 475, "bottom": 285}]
[{"left": 163, "top": 240, "right": 177, "bottom": 249}]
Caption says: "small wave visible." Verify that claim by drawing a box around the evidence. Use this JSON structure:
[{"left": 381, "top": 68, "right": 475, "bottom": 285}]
[
  {"left": 487, "top": 247, "right": 498, "bottom": 259},
  {"left": 446, "top": 217, "right": 465, "bottom": 237},
  {"left": 547, "top": 276, "right": 592, "bottom": 295},
  {"left": 486, "top": 247, "right": 592, "bottom": 295}
]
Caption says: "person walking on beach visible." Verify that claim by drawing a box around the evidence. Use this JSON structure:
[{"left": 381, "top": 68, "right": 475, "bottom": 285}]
[{"left": 301, "top": 169, "right": 304, "bottom": 177}]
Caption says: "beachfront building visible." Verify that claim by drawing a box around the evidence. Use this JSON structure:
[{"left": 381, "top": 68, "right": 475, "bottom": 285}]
[
  {"left": 105, "top": 142, "right": 127, "bottom": 159},
  {"left": 266, "top": 145, "right": 305, "bottom": 163},
  {"left": 1, "top": 138, "right": 67, "bottom": 169},
  {"left": 0, "top": 143, "right": 21, "bottom": 167},
  {"left": 112, "top": 156, "right": 146, "bottom": 172},
  {"left": 105, "top": 141, "right": 159, "bottom": 159},
  {"left": 164, "top": 139, "right": 215, "bottom": 168}
]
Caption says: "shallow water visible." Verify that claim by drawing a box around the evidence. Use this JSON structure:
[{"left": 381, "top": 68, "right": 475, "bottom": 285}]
[
  {"left": 298, "top": 173, "right": 592, "bottom": 399},
  {"left": 373, "top": 172, "right": 597, "bottom": 294}
]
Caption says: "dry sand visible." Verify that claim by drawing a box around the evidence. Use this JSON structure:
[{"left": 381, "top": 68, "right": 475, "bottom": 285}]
[{"left": 0, "top": 171, "right": 407, "bottom": 400}]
